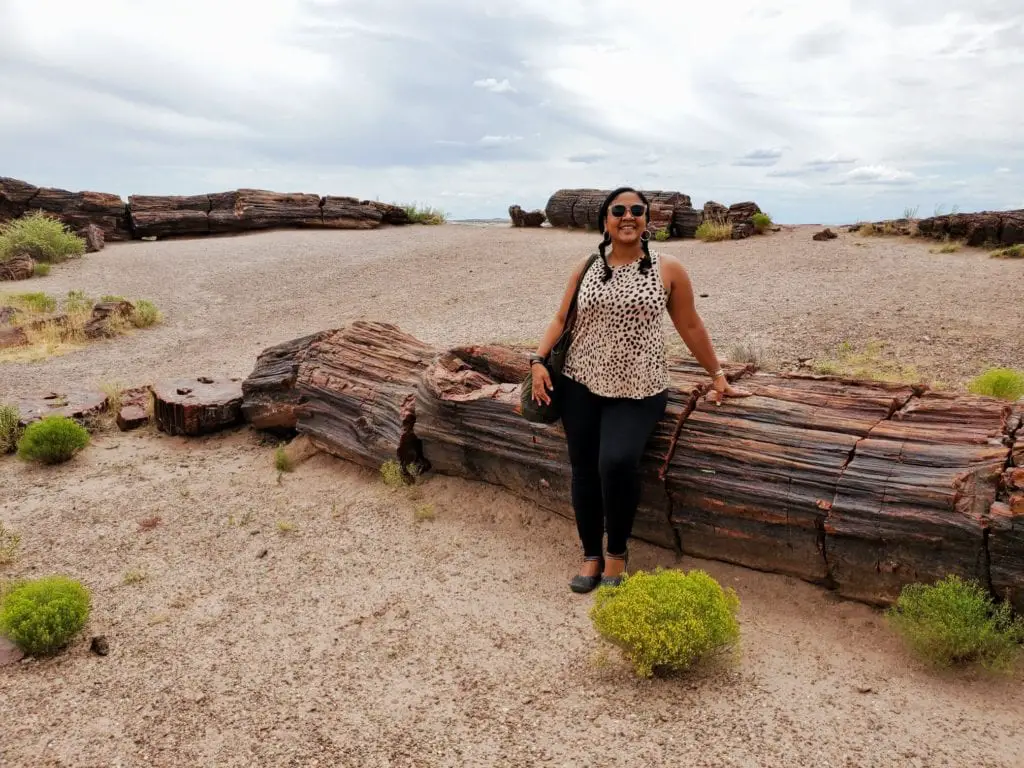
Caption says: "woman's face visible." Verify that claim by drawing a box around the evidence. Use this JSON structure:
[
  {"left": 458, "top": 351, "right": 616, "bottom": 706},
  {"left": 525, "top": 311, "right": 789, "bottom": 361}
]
[{"left": 605, "top": 191, "right": 647, "bottom": 245}]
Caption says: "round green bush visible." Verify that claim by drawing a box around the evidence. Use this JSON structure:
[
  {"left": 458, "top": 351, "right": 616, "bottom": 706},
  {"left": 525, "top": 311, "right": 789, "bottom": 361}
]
[
  {"left": 0, "top": 575, "right": 91, "bottom": 656},
  {"left": 16, "top": 415, "right": 90, "bottom": 464},
  {"left": 0, "top": 211, "right": 86, "bottom": 264},
  {"left": 886, "top": 575, "right": 1024, "bottom": 671},
  {"left": 590, "top": 567, "right": 741, "bottom": 677}
]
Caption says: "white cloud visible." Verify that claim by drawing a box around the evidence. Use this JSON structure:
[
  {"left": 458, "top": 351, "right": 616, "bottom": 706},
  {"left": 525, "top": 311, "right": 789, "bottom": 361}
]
[
  {"left": 840, "top": 165, "right": 918, "bottom": 185},
  {"left": 473, "top": 77, "right": 515, "bottom": 93},
  {"left": 996, "top": 167, "right": 1012, "bottom": 173},
  {"left": 733, "top": 148, "right": 784, "bottom": 167},
  {"left": 567, "top": 150, "right": 608, "bottom": 164},
  {"left": 478, "top": 135, "right": 523, "bottom": 146}
]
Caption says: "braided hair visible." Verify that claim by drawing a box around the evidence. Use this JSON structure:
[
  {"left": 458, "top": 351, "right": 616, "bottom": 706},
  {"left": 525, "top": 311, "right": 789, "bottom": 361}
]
[{"left": 596, "top": 186, "right": 653, "bottom": 282}]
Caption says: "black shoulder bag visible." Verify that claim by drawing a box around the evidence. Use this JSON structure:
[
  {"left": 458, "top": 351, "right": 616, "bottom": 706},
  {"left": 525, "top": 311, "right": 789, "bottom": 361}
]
[{"left": 519, "top": 253, "right": 599, "bottom": 424}]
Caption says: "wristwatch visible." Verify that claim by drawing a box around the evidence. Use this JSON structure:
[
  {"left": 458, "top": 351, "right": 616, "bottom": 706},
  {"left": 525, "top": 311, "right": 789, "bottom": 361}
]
[{"left": 529, "top": 353, "right": 545, "bottom": 367}]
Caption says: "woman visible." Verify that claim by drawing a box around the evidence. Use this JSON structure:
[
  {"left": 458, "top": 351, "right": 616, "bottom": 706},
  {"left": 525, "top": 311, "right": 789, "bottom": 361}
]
[{"left": 529, "top": 186, "right": 751, "bottom": 593}]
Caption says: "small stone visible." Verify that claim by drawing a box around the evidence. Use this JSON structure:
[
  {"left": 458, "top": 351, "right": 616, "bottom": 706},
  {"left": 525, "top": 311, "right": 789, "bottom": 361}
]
[
  {"left": 856, "top": 684, "right": 873, "bottom": 694},
  {"left": 0, "top": 636, "right": 25, "bottom": 666},
  {"left": 90, "top": 636, "right": 110, "bottom": 656},
  {"left": 257, "top": 549, "right": 269, "bottom": 559}
]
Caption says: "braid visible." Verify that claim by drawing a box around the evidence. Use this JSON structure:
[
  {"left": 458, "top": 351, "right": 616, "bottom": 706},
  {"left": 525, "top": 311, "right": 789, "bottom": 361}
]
[
  {"left": 639, "top": 235, "right": 653, "bottom": 275},
  {"left": 598, "top": 232, "right": 612, "bottom": 282}
]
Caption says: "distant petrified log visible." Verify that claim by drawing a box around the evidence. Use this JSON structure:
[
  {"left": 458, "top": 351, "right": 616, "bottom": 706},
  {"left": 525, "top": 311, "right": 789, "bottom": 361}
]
[
  {"left": 0, "top": 253, "right": 35, "bottom": 281},
  {"left": 242, "top": 324, "right": 1023, "bottom": 608},
  {"left": 508, "top": 205, "right": 546, "bottom": 228},
  {"left": 364, "top": 201, "right": 411, "bottom": 226},
  {"left": 153, "top": 377, "right": 244, "bottom": 436},
  {"left": 813, "top": 228, "right": 838, "bottom": 241},
  {"left": 0, "top": 177, "right": 130, "bottom": 241},
  {"left": 84, "top": 300, "right": 135, "bottom": 338},
  {"left": 321, "top": 197, "right": 384, "bottom": 229},
  {"left": 917, "top": 210, "right": 1024, "bottom": 247},
  {"left": 731, "top": 222, "right": 755, "bottom": 240},
  {"left": 77, "top": 224, "right": 105, "bottom": 252},
  {"left": 544, "top": 189, "right": 692, "bottom": 231},
  {"left": 128, "top": 195, "right": 212, "bottom": 238},
  {"left": 671, "top": 207, "right": 702, "bottom": 239},
  {"left": 727, "top": 201, "right": 762, "bottom": 224},
  {"left": 242, "top": 322, "right": 434, "bottom": 472},
  {"left": 702, "top": 201, "right": 728, "bottom": 223}
]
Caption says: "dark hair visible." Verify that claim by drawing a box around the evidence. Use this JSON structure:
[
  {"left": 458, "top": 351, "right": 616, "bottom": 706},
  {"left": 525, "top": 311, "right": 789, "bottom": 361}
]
[{"left": 596, "top": 186, "right": 653, "bottom": 282}]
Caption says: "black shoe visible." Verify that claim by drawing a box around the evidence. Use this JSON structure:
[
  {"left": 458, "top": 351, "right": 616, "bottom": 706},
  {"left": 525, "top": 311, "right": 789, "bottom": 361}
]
[
  {"left": 600, "top": 550, "right": 629, "bottom": 587},
  {"left": 570, "top": 557, "right": 604, "bottom": 594}
]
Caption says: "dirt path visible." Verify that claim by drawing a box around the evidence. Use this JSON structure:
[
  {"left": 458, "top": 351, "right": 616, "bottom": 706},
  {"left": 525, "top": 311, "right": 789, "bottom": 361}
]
[
  {"left": 1, "top": 429, "right": 1022, "bottom": 767},
  {"left": 2, "top": 224, "right": 1021, "bottom": 402}
]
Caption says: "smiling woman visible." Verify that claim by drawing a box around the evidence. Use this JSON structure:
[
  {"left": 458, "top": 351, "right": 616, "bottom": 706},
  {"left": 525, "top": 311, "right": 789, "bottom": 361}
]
[{"left": 526, "top": 186, "right": 751, "bottom": 593}]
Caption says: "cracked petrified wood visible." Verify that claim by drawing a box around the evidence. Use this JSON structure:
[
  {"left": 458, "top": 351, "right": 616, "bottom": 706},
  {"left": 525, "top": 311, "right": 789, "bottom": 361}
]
[
  {"left": 153, "top": 377, "right": 244, "bottom": 436},
  {"left": 242, "top": 322, "right": 1024, "bottom": 609},
  {"left": 0, "top": 253, "right": 35, "bottom": 281}
]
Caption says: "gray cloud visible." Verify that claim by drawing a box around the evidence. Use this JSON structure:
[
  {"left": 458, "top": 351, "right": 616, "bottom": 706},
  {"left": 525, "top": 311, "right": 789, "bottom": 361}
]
[
  {"left": 732, "top": 148, "right": 784, "bottom": 167},
  {"left": 567, "top": 150, "right": 609, "bottom": 164}
]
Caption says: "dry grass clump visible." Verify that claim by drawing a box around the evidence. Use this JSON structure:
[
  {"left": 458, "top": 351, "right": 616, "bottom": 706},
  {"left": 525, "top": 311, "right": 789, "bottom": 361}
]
[
  {"left": 990, "top": 244, "right": 1023, "bottom": 259},
  {"left": 813, "top": 339, "right": 920, "bottom": 383},
  {"left": 695, "top": 221, "right": 732, "bottom": 242},
  {"left": 0, "top": 212, "right": 85, "bottom": 264}
]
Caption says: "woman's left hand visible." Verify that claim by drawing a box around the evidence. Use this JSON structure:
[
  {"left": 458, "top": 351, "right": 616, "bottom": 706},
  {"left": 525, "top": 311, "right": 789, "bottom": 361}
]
[{"left": 706, "top": 375, "right": 753, "bottom": 406}]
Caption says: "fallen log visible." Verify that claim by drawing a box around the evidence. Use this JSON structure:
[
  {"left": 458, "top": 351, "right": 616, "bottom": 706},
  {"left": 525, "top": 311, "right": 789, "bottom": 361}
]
[
  {"left": 241, "top": 323, "right": 1022, "bottom": 609},
  {"left": 153, "top": 377, "right": 244, "bottom": 436},
  {"left": 917, "top": 210, "right": 1024, "bottom": 246},
  {"left": 0, "top": 253, "right": 35, "bottom": 281}
]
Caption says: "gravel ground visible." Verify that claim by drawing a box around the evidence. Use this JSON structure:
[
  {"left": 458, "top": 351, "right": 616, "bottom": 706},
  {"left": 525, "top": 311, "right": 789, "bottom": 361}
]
[
  {"left": 1, "top": 224, "right": 1023, "bottom": 767},
  {"left": 1, "top": 223, "right": 1021, "bottom": 401}
]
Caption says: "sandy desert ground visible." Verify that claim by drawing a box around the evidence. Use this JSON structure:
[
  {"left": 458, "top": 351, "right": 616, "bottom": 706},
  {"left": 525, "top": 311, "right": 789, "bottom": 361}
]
[{"left": 1, "top": 224, "right": 1023, "bottom": 767}]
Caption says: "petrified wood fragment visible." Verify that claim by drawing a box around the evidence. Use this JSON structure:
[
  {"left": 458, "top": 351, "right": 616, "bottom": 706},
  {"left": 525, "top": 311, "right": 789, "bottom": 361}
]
[
  {"left": 153, "top": 377, "right": 244, "bottom": 436},
  {"left": 0, "top": 254, "right": 34, "bottom": 281},
  {"left": 77, "top": 224, "right": 105, "bottom": 252},
  {"left": 116, "top": 386, "right": 153, "bottom": 431},
  {"left": 128, "top": 195, "right": 212, "bottom": 238},
  {"left": 321, "top": 196, "right": 383, "bottom": 229},
  {"left": 10, "top": 390, "right": 109, "bottom": 425},
  {"left": 207, "top": 190, "right": 324, "bottom": 233},
  {"left": 83, "top": 300, "right": 135, "bottom": 339}
]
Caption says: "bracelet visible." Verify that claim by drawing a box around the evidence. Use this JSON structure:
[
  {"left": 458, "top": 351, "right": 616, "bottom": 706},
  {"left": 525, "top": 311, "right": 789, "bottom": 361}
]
[
  {"left": 711, "top": 368, "right": 725, "bottom": 379},
  {"left": 529, "top": 354, "right": 545, "bottom": 367}
]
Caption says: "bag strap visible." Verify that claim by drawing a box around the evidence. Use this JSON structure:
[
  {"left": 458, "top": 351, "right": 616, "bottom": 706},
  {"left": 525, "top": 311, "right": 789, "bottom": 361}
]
[{"left": 563, "top": 253, "right": 600, "bottom": 333}]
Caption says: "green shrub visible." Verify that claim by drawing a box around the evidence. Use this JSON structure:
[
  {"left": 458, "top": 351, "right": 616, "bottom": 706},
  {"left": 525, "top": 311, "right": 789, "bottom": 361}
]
[
  {"left": 129, "top": 299, "right": 161, "bottom": 328},
  {"left": 0, "top": 404, "right": 22, "bottom": 454},
  {"left": 3, "top": 291, "right": 57, "bottom": 314},
  {"left": 590, "top": 567, "right": 741, "bottom": 678},
  {"left": 695, "top": 221, "right": 732, "bottom": 243},
  {"left": 64, "top": 289, "right": 93, "bottom": 315},
  {"left": 0, "top": 575, "right": 91, "bottom": 656},
  {"left": 402, "top": 204, "right": 447, "bottom": 225},
  {"left": 968, "top": 368, "right": 1024, "bottom": 401},
  {"left": 751, "top": 212, "right": 772, "bottom": 234},
  {"left": 16, "top": 415, "right": 90, "bottom": 464},
  {"left": 0, "top": 212, "right": 86, "bottom": 264},
  {"left": 33, "top": 263, "right": 51, "bottom": 277},
  {"left": 886, "top": 575, "right": 1024, "bottom": 671},
  {"left": 0, "top": 522, "right": 20, "bottom": 566},
  {"left": 274, "top": 445, "right": 294, "bottom": 473},
  {"left": 653, "top": 228, "right": 670, "bottom": 242}
]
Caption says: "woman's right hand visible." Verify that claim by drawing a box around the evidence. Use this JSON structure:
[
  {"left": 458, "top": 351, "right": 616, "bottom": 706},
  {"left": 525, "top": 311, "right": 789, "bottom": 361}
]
[{"left": 531, "top": 363, "right": 553, "bottom": 405}]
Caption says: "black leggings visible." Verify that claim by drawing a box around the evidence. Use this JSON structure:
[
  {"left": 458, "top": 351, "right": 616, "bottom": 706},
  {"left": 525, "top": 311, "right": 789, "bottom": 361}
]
[{"left": 559, "top": 375, "right": 668, "bottom": 559}]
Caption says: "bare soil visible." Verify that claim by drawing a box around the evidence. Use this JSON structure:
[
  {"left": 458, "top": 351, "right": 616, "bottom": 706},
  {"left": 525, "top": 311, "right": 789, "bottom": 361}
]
[{"left": 2, "top": 224, "right": 1023, "bottom": 767}]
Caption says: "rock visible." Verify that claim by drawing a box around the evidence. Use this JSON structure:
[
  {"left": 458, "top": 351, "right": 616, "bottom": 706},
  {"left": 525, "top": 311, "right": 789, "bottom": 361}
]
[
  {"left": 916, "top": 209, "right": 1024, "bottom": 246},
  {"left": 152, "top": 376, "right": 244, "bottom": 436},
  {"left": 702, "top": 201, "right": 729, "bottom": 224},
  {"left": 0, "top": 325, "right": 29, "bottom": 349},
  {"left": 90, "top": 636, "right": 110, "bottom": 656},
  {"left": 11, "top": 390, "right": 109, "bottom": 425},
  {"left": 813, "top": 228, "right": 838, "bottom": 241},
  {"left": 671, "top": 206, "right": 702, "bottom": 238},
  {"left": 207, "top": 189, "right": 324, "bottom": 233},
  {"left": 83, "top": 300, "right": 135, "bottom": 339},
  {"left": 363, "top": 201, "right": 411, "bottom": 226},
  {"left": 0, "top": 636, "right": 25, "bottom": 666},
  {"left": 727, "top": 201, "right": 762, "bottom": 225},
  {"left": 508, "top": 205, "right": 546, "bottom": 227},
  {"left": 0, "top": 306, "right": 21, "bottom": 325},
  {"left": 117, "top": 387, "right": 152, "bottom": 431},
  {"left": 0, "top": 253, "right": 35, "bottom": 281},
  {"left": 731, "top": 222, "right": 755, "bottom": 239},
  {"left": 77, "top": 224, "right": 105, "bottom": 253},
  {"left": 128, "top": 194, "right": 212, "bottom": 238}
]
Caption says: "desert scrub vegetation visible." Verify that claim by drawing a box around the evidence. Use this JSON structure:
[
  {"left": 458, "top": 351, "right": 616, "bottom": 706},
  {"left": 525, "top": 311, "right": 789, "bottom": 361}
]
[
  {"left": 590, "top": 568, "right": 741, "bottom": 678},
  {"left": 402, "top": 203, "right": 447, "bottom": 225},
  {"left": 0, "top": 404, "right": 23, "bottom": 453},
  {"left": 751, "top": 212, "right": 772, "bottom": 234},
  {"left": 16, "top": 415, "right": 90, "bottom": 464},
  {"left": 653, "top": 228, "right": 670, "bottom": 242},
  {"left": 886, "top": 575, "right": 1024, "bottom": 672},
  {"left": 0, "top": 575, "right": 91, "bottom": 656},
  {"left": 0, "top": 522, "right": 20, "bottom": 566},
  {"left": 930, "top": 239, "right": 963, "bottom": 254},
  {"left": 813, "top": 339, "right": 920, "bottom": 383},
  {"left": 0, "top": 211, "right": 86, "bottom": 264},
  {"left": 990, "top": 244, "right": 1023, "bottom": 259},
  {"left": 274, "top": 445, "right": 295, "bottom": 473},
  {"left": 968, "top": 368, "right": 1024, "bottom": 401},
  {"left": 695, "top": 220, "right": 732, "bottom": 242}
]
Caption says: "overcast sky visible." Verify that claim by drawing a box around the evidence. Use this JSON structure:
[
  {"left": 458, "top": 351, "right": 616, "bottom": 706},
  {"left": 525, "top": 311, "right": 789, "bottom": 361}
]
[{"left": 1, "top": 0, "right": 1021, "bottom": 223}]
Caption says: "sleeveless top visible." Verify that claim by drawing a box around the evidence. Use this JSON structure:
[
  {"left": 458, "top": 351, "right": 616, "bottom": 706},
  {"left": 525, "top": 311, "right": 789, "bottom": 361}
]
[{"left": 562, "top": 249, "right": 670, "bottom": 399}]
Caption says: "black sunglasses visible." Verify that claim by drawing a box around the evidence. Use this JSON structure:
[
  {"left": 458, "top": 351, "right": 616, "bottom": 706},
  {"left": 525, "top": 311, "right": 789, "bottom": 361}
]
[{"left": 610, "top": 203, "right": 646, "bottom": 218}]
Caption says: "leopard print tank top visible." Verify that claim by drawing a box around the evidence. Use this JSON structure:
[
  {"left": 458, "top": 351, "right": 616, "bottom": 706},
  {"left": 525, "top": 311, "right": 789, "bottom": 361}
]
[{"left": 562, "top": 249, "right": 670, "bottom": 399}]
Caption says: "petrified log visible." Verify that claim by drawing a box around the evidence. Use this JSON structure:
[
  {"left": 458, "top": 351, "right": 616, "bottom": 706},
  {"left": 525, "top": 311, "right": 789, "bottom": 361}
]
[
  {"left": 702, "top": 201, "right": 728, "bottom": 223},
  {"left": 321, "top": 197, "right": 384, "bottom": 229},
  {"left": 544, "top": 189, "right": 692, "bottom": 230},
  {"left": 128, "top": 195, "right": 212, "bottom": 238},
  {"left": 0, "top": 177, "right": 40, "bottom": 222},
  {"left": 83, "top": 300, "right": 135, "bottom": 338},
  {"left": 671, "top": 207, "right": 702, "bottom": 238},
  {"left": 77, "top": 224, "right": 105, "bottom": 253},
  {"left": 916, "top": 210, "right": 1024, "bottom": 246},
  {"left": 813, "top": 228, "right": 838, "bottom": 241},
  {"left": 731, "top": 223, "right": 754, "bottom": 240},
  {"left": 242, "top": 322, "right": 434, "bottom": 472},
  {"left": 242, "top": 323, "right": 1022, "bottom": 608},
  {"left": 0, "top": 325, "right": 29, "bottom": 349},
  {"left": 207, "top": 190, "right": 324, "bottom": 233},
  {"left": 364, "top": 201, "right": 411, "bottom": 226},
  {"left": 153, "top": 377, "right": 244, "bottom": 436},
  {"left": 508, "top": 205, "right": 546, "bottom": 228},
  {"left": 727, "top": 201, "right": 761, "bottom": 224},
  {"left": 9, "top": 390, "right": 109, "bottom": 425},
  {"left": 117, "top": 386, "right": 152, "bottom": 431},
  {"left": 0, "top": 253, "right": 35, "bottom": 281},
  {"left": 7, "top": 181, "right": 129, "bottom": 241}
]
